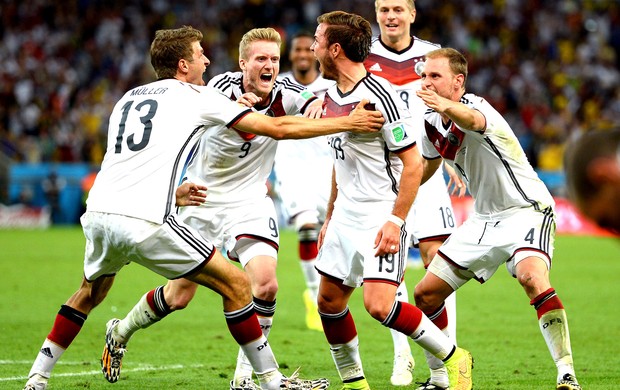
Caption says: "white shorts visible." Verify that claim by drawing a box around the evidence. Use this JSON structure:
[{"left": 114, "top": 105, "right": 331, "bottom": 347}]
[
  {"left": 273, "top": 137, "right": 333, "bottom": 227},
  {"left": 178, "top": 196, "right": 279, "bottom": 267},
  {"left": 429, "top": 206, "right": 555, "bottom": 288},
  {"left": 407, "top": 169, "right": 455, "bottom": 246},
  {"left": 82, "top": 211, "right": 215, "bottom": 281},
  {"left": 316, "top": 218, "right": 408, "bottom": 288}
]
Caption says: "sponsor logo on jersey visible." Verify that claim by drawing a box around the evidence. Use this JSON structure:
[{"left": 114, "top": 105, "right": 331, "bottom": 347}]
[{"left": 369, "top": 63, "right": 383, "bottom": 72}]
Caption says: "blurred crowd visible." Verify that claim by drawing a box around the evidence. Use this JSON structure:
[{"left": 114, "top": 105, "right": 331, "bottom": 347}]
[{"left": 1, "top": 0, "right": 619, "bottom": 171}]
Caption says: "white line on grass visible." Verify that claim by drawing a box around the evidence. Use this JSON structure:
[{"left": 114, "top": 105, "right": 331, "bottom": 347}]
[{"left": 0, "top": 363, "right": 205, "bottom": 382}]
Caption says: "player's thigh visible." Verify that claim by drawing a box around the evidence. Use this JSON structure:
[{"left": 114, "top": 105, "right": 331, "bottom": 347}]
[{"left": 408, "top": 171, "right": 455, "bottom": 246}]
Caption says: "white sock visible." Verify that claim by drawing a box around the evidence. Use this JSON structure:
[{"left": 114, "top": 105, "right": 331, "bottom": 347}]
[
  {"left": 391, "top": 283, "right": 412, "bottom": 356},
  {"left": 445, "top": 292, "right": 457, "bottom": 345},
  {"left": 234, "top": 316, "right": 274, "bottom": 383},
  {"left": 300, "top": 259, "right": 319, "bottom": 302},
  {"left": 330, "top": 336, "right": 365, "bottom": 381},
  {"left": 239, "top": 335, "right": 280, "bottom": 387},
  {"left": 116, "top": 293, "right": 161, "bottom": 343},
  {"left": 539, "top": 309, "right": 575, "bottom": 381},
  {"left": 410, "top": 315, "right": 454, "bottom": 360},
  {"left": 28, "top": 339, "right": 65, "bottom": 379}
]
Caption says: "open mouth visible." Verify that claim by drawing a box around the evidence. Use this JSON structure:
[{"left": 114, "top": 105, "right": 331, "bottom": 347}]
[{"left": 260, "top": 73, "right": 273, "bottom": 82}]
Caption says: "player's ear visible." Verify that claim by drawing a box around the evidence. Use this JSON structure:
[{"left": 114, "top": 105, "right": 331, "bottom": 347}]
[{"left": 587, "top": 157, "right": 620, "bottom": 184}]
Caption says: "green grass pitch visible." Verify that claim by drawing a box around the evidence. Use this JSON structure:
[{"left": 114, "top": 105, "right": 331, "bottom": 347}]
[{"left": 1, "top": 227, "right": 618, "bottom": 389}]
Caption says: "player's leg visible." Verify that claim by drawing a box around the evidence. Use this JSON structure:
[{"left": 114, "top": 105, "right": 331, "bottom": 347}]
[
  {"left": 296, "top": 217, "right": 323, "bottom": 331},
  {"left": 515, "top": 255, "right": 581, "bottom": 390},
  {"left": 101, "top": 278, "right": 198, "bottom": 382},
  {"left": 416, "top": 239, "right": 455, "bottom": 390},
  {"left": 413, "top": 259, "right": 474, "bottom": 390},
  {"left": 317, "top": 275, "right": 366, "bottom": 389},
  {"left": 232, "top": 246, "right": 279, "bottom": 388},
  {"left": 24, "top": 275, "right": 115, "bottom": 390},
  {"left": 389, "top": 282, "right": 415, "bottom": 386}
]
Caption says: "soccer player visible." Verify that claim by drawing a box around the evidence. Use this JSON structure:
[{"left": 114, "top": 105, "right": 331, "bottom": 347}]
[
  {"left": 311, "top": 11, "right": 473, "bottom": 390},
  {"left": 365, "top": 1, "right": 464, "bottom": 386},
  {"left": 23, "top": 25, "right": 384, "bottom": 390},
  {"left": 414, "top": 47, "right": 581, "bottom": 390},
  {"left": 273, "top": 30, "right": 335, "bottom": 332},
  {"left": 564, "top": 128, "right": 620, "bottom": 235},
  {"left": 100, "top": 27, "right": 358, "bottom": 390}
]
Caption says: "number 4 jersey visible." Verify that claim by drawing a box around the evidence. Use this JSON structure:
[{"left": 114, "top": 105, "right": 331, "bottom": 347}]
[{"left": 86, "top": 78, "right": 252, "bottom": 224}]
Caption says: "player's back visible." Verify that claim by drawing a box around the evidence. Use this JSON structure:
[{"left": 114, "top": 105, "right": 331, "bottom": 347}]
[{"left": 87, "top": 79, "right": 249, "bottom": 223}]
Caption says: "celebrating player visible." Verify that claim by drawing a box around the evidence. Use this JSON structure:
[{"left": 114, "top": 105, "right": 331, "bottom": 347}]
[
  {"left": 23, "top": 25, "right": 384, "bottom": 390},
  {"left": 414, "top": 47, "right": 581, "bottom": 390},
  {"left": 311, "top": 11, "right": 473, "bottom": 390},
  {"left": 273, "top": 30, "right": 335, "bottom": 332},
  {"left": 100, "top": 27, "right": 360, "bottom": 390},
  {"left": 365, "top": 1, "right": 464, "bottom": 386}
]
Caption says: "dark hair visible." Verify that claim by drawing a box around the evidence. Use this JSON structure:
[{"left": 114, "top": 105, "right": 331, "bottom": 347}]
[
  {"left": 317, "top": 11, "right": 372, "bottom": 63},
  {"left": 150, "top": 26, "right": 203, "bottom": 79},
  {"left": 564, "top": 128, "right": 620, "bottom": 203}
]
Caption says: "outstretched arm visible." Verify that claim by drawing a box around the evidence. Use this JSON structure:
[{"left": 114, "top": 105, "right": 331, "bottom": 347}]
[{"left": 234, "top": 98, "right": 384, "bottom": 140}]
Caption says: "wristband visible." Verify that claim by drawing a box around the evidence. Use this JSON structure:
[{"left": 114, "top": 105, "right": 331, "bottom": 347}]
[{"left": 387, "top": 214, "right": 404, "bottom": 227}]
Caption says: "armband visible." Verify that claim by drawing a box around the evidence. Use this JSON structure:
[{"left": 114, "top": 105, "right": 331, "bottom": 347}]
[{"left": 387, "top": 214, "right": 404, "bottom": 227}]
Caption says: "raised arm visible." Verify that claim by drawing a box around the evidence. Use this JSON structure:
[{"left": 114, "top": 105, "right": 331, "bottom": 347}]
[
  {"left": 234, "top": 98, "right": 384, "bottom": 140},
  {"left": 416, "top": 89, "right": 486, "bottom": 132}
]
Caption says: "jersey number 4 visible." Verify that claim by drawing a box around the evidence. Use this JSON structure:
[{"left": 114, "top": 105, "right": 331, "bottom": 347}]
[{"left": 114, "top": 99, "right": 158, "bottom": 153}]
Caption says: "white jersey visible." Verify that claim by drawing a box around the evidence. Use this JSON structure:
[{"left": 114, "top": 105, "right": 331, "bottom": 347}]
[
  {"left": 278, "top": 71, "right": 335, "bottom": 99},
  {"left": 273, "top": 72, "right": 335, "bottom": 223},
  {"left": 365, "top": 36, "right": 440, "bottom": 120},
  {"left": 366, "top": 35, "right": 455, "bottom": 242},
  {"left": 86, "top": 78, "right": 252, "bottom": 224},
  {"left": 323, "top": 73, "right": 416, "bottom": 223},
  {"left": 183, "top": 71, "right": 317, "bottom": 205},
  {"left": 420, "top": 93, "right": 555, "bottom": 216}
]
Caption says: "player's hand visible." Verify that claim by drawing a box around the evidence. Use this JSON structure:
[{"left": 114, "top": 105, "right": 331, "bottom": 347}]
[
  {"left": 175, "top": 182, "right": 207, "bottom": 206},
  {"left": 304, "top": 99, "right": 324, "bottom": 119},
  {"left": 373, "top": 221, "right": 401, "bottom": 257},
  {"left": 416, "top": 88, "right": 451, "bottom": 114},
  {"left": 349, "top": 98, "right": 384, "bottom": 133},
  {"left": 237, "top": 92, "right": 262, "bottom": 108},
  {"left": 444, "top": 163, "right": 467, "bottom": 197},
  {"left": 317, "top": 219, "right": 330, "bottom": 250}
]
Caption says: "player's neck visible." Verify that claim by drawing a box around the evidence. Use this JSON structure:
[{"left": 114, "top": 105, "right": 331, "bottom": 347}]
[
  {"left": 381, "top": 34, "right": 412, "bottom": 52},
  {"left": 293, "top": 68, "right": 319, "bottom": 86},
  {"left": 336, "top": 63, "right": 367, "bottom": 94}
]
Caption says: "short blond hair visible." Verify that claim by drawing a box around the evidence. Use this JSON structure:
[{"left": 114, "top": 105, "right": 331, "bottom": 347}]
[
  {"left": 239, "top": 28, "right": 282, "bottom": 60},
  {"left": 425, "top": 47, "right": 469, "bottom": 88}
]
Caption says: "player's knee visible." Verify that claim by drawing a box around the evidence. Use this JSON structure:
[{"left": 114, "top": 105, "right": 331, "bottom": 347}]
[
  {"left": 251, "top": 278, "right": 278, "bottom": 301},
  {"left": 166, "top": 291, "right": 194, "bottom": 310},
  {"left": 517, "top": 270, "right": 546, "bottom": 292},
  {"left": 363, "top": 300, "right": 391, "bottom": 322},
  {"left": 414, "top": 284, "right": 439, "bottom": 312}
]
